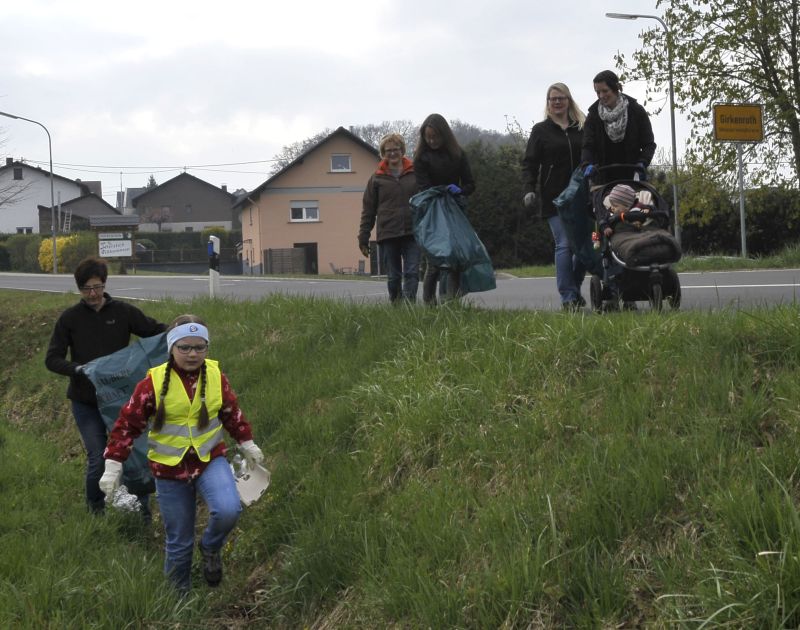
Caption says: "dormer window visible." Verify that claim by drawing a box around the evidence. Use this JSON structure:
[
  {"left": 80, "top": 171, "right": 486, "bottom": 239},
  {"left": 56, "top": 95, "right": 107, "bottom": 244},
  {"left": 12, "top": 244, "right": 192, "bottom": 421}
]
[
  {"left": 330, "top": 154, "right": 351, "bottom": 172},
  {"left": 13, "top": 167, "right": 22, "bottom": 180}
]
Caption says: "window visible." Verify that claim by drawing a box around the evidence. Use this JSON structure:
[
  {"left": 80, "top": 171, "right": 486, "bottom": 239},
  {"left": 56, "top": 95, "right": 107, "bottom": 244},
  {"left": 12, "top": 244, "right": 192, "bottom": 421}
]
[
  {"left": 184, "top": 204, "right": 192, "bottom": 214},
  {"left": 16, "top": 227, "right": 32, "bottom": 234},
  {"left": 184, "top": 226, "right": 193, "bottom": 232},
  {"left": 330, "top": 154, "right": 351, "bottom": 172},
  {"left": 290, "top": 201, "right": 319, "bottom": 222},
  {"left": 13, "top": 167, "right": 22, "bottom": 180}
]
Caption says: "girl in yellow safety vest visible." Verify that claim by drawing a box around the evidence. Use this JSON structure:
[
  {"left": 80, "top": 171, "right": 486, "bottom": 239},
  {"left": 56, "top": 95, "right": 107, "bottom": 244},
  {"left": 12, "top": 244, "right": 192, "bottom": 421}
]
[{"left": 100, "top": 314, "right": 264, "bottom": 594}]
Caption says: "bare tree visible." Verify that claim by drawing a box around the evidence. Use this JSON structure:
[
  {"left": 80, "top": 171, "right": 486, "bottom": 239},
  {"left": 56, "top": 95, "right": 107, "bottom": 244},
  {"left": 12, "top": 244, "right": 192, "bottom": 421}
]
[
  {"left": 141, "top": 206, "right": 171, "bottom": 232},
  {"left": 350, "top": 120, "right": 418, "bottom": 156},
  {"left": 0, "top": 129, "right": 34, "bottom": 209},
  {"left": 269, "top": 120, "right": 421, "bottom": 175},
  {"left": 0, "top": 180, "right": 32, "bottom": 208},
  {"left": 269, "top": 129, "right": 334, "bottom": 175}
]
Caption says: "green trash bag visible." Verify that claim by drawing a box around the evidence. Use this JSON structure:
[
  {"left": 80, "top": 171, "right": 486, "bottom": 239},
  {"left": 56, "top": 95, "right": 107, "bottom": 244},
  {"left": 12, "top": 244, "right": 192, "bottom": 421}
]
[
  {"left": 553, "top": 167, "right": 603, "bottom": 276},
  {"left": 410, "top": 186, "right": 496, "bottom": 293},
  {"left": 82, "top": 333, "right": 168, "bottom": 496}
]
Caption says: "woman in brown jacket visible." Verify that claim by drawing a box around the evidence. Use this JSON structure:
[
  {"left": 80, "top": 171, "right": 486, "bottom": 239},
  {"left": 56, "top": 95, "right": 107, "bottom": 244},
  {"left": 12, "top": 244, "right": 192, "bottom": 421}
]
[{"left": 359, "top": 133, "right": 420, "bottom": 302}]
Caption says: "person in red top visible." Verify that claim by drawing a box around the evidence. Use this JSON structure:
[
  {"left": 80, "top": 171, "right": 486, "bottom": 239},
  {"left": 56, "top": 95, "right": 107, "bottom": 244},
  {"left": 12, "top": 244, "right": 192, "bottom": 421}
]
[
  {"left": 100, "top": 314, "right": 265, "bottom": 594},
  {"left": 359, "top": 132, "right": 420, "bottom": 302}
]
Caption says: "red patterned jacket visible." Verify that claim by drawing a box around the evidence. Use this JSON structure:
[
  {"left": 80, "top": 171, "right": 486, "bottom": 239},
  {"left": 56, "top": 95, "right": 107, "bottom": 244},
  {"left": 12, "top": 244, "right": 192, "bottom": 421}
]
[{"left": 104, "top": 365, "right": 254, "bottom": 481}]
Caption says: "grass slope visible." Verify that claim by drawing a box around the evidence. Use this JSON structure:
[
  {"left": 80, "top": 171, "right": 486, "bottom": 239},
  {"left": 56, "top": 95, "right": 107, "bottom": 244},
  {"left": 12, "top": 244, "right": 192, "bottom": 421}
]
[{"left": 2, "top": 290, "right": 800, "bottom": 628}]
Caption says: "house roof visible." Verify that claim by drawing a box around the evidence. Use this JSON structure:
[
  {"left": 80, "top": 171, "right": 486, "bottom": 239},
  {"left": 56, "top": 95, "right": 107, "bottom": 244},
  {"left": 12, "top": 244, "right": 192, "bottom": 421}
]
[
  {"left": 232, "top": 126, "right": 380, "bottom": 210},
  {"left": 0, "top": 160, "right": 91, "bottom": 192},
  {"left": 125, "top": 187, "right": 147, "bottom": 205},
  {"left": 88, "top": 215, "right": 141, "bottom": 228},
  {"left": 131, "top": 171, "right": 236, "bottom": 207},
  {"left": 37, "top": 193, "right": 120, "bottom": 215}
]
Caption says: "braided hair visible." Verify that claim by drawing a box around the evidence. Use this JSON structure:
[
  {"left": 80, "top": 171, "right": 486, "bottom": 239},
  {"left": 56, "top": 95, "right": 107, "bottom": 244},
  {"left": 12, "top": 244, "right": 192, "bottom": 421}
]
[{"left": 152, "top": 314, "right": 210, "bottom": 431}]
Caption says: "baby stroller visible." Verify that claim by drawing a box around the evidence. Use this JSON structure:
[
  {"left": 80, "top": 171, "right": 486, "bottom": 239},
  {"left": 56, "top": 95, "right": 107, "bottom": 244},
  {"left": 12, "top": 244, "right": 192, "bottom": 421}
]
[{"left": 588, "top": 165, "right": 682, "bottom": 312}]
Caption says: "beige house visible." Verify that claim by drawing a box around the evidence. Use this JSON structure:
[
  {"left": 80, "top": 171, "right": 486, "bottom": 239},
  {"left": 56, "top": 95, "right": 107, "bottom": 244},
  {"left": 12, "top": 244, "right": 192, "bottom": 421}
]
[{"left": 235, "top": 127, "right": 380, "bottom": 275}]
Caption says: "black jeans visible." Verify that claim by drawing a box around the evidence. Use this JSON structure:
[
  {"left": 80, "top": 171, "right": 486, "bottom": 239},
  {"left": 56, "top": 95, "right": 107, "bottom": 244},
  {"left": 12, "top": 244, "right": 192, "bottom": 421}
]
[{"left": 422, "top": 258, "right": 461, "bottom": 305}]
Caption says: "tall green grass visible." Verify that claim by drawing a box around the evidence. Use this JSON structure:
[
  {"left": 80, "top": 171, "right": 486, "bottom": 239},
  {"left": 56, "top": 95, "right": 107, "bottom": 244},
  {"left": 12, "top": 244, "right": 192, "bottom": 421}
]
[{"left": 3, "top": 291, "right": 800, "bottom": 627}]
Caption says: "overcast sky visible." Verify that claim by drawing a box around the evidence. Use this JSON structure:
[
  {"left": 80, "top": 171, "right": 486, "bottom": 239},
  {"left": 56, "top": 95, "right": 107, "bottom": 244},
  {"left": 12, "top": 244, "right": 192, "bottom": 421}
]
[{"left": 1, "top": 0, "right": 685, "bottom": 204}]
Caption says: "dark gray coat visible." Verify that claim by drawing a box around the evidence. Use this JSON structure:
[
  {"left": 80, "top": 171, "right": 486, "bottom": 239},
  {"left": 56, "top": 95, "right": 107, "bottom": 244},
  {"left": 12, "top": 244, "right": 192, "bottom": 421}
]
[{"left": 359, "top": 157, "right": 418, "bottom": 244}]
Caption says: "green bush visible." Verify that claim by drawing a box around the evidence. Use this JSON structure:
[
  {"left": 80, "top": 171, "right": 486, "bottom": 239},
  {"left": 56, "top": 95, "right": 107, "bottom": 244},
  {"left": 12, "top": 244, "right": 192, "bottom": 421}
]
[
  {"left": 60, "top": 232, "right": 98, "bottom": 273},
  {"left": 0, "top": 244, "right": 9, "bottom": 271},
  {"left": 5, "top": 234, "right": 43, "bottom": 272},
  {"left": 136, "top": 229, "right": 241, "bottom": 263}
]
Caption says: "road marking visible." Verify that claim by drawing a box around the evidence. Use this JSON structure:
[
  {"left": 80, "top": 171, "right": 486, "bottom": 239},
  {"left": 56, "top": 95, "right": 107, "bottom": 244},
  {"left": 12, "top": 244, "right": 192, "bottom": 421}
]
[{"left": 682, "top": 283, "right": 800, "bottom": 289}]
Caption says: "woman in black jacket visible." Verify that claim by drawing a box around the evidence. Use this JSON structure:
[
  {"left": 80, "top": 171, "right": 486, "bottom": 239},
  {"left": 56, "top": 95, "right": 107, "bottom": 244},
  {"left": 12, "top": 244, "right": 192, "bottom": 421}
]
[
  {"left": 413, "top": 113, "right": 476, "bottom": 305},
  {"left": 522, "top": 82, "right": 586, "bottom": 310},
  {"left": 581, "top": 69, "right": 656, "bottom": 184}
]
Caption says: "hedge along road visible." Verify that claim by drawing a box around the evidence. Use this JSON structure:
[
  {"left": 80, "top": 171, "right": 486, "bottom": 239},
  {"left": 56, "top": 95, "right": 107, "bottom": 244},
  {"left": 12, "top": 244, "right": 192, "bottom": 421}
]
[{"left": 1, "top": 269, "right": 800, "bottom": 311}]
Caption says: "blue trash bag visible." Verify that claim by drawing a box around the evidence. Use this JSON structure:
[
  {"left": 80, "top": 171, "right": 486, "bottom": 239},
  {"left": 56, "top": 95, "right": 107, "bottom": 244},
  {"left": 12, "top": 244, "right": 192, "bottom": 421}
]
[
  {"left": 553, "top": 167, "right": 603, "bottom": 276},
  {"left": 410, "top": 186, "right": 496, "bottom": 293},
  {"left": 82, "top": 333, "right": 168, "bottom": 495}
]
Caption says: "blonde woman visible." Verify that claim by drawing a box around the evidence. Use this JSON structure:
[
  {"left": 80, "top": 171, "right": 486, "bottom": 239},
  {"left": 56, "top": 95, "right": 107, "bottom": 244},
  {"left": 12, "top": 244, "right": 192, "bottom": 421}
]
[{"left": 521, "top": 82, "right": 587, "bottom": 310}]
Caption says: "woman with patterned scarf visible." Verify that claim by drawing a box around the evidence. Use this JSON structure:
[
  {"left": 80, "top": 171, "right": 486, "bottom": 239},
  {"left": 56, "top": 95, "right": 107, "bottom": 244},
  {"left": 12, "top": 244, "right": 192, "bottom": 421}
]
[{"left": 581, "top": 69, "right": 656, "bottom": 185}]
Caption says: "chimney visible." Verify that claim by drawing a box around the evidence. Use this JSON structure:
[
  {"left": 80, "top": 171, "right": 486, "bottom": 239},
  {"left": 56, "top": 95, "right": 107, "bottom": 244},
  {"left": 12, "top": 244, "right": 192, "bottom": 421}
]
[
  {"left": 221, "top": 184, "right": 227, "bottom": 193},
  {"left": 5, "top": 157, "right": 12, "bottom": 166}
]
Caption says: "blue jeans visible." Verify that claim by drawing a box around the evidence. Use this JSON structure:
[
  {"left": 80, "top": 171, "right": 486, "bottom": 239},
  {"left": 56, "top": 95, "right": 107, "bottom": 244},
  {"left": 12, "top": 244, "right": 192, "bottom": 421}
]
[
  {"left": 71, "top": 400, "right": 107, "bottom": 513},
  {"left": 155, "top": 455, "right": 242, "bottom": 592},
  {"left": 547, "top": 215, "right": 585, "bottom": 304},
  {"left": 71, "top": 400, "right": 152, "bottom": 518},
  {"left": 381, "top": 235, "right": 420, "bottom": 302}
]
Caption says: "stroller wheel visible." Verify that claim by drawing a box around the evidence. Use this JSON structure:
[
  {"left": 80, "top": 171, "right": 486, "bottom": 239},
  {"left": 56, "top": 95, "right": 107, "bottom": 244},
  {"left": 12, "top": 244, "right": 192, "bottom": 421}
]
[
  {"left": 649, "top": 283, "right": 663, "bottom": 312},
  {"left": 590, "top": 276, "right": 602, "bottom": 313}
]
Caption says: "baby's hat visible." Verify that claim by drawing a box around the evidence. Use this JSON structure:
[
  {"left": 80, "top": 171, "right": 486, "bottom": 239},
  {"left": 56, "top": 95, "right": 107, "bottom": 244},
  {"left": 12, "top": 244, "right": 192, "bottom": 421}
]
[{"left": 608, "top": 184, "right": 636, "bottom": 208}]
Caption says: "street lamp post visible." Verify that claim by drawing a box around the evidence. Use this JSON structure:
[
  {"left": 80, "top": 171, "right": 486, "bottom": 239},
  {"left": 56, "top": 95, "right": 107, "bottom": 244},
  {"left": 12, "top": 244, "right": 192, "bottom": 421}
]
[
  {"left": 0, "top": 111, "right": 58, "bottom": 273},
  {"left": 606, "top": 12, "right": 680, "bottom": 247}
]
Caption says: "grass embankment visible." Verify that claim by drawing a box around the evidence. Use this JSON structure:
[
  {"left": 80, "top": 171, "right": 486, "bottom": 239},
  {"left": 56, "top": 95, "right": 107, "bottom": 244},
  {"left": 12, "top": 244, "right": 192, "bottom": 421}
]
[{"left": 2, "top": 291, "right": 800, "bottom": 628}]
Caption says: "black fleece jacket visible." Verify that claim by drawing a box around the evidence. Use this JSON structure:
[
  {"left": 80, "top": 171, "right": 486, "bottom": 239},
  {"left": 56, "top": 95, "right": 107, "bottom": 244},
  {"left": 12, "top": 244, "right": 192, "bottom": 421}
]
[
  {"left": 521, "top": 117, "right": 583, "bottom": 219},
  {"left": 45, "top": 294, "right": 166, "bottom": 405},
  {"left": 413, "top": 148, "right": 475, "bottom": 195}
]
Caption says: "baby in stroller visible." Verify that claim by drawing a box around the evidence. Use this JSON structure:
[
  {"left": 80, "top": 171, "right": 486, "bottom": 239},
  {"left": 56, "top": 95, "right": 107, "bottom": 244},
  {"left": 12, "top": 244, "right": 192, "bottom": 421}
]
[
  {"left": 589, "top": 178, "right": 682, "bottom": 312},
  {"left": 601, "top": 184, "right": 652, "bottom": 238}
]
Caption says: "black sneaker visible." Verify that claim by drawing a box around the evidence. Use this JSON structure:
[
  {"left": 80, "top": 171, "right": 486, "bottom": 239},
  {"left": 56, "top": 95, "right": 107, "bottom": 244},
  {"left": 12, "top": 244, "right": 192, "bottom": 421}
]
[
  {"left": 576, "top": 295, "right": 586, "bottom": 307},
  {"left": 199, "top": 543, "right": 223, "bottom": 587}
]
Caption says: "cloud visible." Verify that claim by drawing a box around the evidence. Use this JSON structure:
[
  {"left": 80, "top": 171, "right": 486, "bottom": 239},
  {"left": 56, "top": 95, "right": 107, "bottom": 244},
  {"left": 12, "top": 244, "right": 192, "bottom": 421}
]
[{"left": 0, "top": 0, "right": 685, "bottom": 200}]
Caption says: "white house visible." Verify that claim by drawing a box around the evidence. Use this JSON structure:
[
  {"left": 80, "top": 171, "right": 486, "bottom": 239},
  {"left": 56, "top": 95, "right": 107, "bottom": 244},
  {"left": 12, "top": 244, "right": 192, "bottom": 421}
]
[{"left": 0, "top": 158, "right": 94, "bottom": 234}]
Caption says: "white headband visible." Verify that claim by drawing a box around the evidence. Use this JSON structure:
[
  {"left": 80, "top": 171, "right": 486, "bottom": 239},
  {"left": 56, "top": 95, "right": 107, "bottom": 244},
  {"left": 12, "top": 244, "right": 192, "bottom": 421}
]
[{"left": 167, "top": 323, "right": 210, "bottom": 351}]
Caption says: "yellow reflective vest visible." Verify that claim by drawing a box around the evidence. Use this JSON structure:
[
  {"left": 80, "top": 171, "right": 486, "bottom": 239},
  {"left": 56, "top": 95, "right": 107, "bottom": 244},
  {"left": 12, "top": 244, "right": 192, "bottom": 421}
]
[{"left": 147, "top": 359, "right": 224, "bottom": 466}]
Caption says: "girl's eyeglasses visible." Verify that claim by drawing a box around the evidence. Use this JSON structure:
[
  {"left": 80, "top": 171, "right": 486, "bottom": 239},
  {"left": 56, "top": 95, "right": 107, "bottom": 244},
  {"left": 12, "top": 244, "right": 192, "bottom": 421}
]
[{"left": 174, "top": 343, "right": 209, "bottom": 354}]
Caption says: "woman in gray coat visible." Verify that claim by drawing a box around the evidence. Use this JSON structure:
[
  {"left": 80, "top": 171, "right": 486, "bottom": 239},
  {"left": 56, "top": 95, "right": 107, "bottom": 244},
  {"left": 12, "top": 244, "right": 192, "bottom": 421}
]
[{"left": 359, "top": 133, "right": 420, "bottom": 302}]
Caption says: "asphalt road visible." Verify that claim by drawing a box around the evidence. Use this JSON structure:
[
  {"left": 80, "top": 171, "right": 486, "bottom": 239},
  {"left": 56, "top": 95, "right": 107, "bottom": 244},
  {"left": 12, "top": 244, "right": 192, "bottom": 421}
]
[{"left": 2, "top": 269, "right": 800, "bottom": 311}]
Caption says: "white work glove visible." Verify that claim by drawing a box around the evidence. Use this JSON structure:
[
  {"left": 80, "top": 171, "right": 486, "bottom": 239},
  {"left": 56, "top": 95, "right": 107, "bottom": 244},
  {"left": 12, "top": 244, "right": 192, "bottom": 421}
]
[
  {"left": 99, "top": 459, "right": 123, "bottom": 496},
  {"left": 239, "top": 440, "right": 264, "bottom": 467},
  {"left": 523, "top": 192, "right": 536, "bottom": 208}
]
